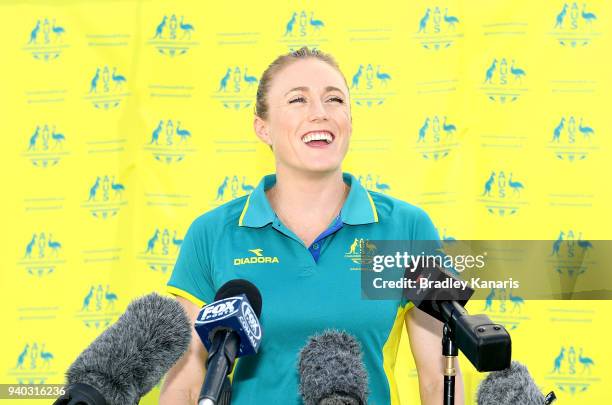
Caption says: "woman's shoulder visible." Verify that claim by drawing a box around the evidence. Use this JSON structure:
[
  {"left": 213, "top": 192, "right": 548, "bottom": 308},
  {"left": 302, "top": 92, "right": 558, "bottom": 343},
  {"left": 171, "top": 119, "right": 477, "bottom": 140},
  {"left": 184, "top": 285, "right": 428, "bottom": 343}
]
[
  {"left": 188, "top": 194, "right": 250, "bottom": 233},
  {"left": 368, "top": 190, "right": 432, "bottom": 222}
]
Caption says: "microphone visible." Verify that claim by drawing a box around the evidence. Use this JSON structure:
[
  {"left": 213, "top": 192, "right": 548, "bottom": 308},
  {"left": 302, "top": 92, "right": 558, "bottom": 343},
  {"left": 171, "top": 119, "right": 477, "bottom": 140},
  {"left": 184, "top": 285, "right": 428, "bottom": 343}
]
[
  {"left": 298, "top": 330, "right": 369, "bottom": 405},
  {"left": 195, "top": 279, "right": 263, "bottom": 405},
  {"left": 477, "top": 361, "right": 557, "bottom": 405},
  {"left": 53, "top": 293, "right": 191, "bottom": 405},
  {"left": 404, "top": 263, "right": 511, "bottom": 371}
]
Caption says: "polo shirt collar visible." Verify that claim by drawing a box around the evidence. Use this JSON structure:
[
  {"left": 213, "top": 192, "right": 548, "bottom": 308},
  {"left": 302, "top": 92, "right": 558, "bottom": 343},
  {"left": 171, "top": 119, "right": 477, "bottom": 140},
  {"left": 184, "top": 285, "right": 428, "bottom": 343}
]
[{"left": 238, "top": 172, "right": 378, "bottom": 228}]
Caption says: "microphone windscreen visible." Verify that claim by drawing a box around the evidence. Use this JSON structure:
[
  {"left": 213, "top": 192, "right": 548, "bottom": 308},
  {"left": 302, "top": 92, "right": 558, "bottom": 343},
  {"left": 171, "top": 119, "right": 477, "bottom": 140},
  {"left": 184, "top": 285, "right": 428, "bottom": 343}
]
[
  {"left": 66, "top": 293, "right": 191, "bottom": 405},
  {"left": 298, "top": 330, "right": 369, "bottom": 405},
  {"left": 214, "top": 279, "right": 262, "bottom": 318},
  {"left": 477, "top": 361, "right": 546, "bottom": 405}
]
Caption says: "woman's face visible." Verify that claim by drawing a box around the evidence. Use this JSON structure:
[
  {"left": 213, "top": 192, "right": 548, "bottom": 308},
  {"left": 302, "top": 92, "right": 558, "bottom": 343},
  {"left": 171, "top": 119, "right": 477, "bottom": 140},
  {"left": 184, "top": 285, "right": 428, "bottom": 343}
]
[{"left": 254, "top": 58, "right": 352, "bottom": 175}]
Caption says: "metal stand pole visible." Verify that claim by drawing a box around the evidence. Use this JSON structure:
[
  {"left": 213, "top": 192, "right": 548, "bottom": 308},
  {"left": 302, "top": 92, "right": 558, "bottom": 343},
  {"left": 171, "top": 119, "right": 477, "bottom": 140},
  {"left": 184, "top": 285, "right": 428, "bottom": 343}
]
[{"left": 442, "top": 323, "right": 457, "bottom": 405}]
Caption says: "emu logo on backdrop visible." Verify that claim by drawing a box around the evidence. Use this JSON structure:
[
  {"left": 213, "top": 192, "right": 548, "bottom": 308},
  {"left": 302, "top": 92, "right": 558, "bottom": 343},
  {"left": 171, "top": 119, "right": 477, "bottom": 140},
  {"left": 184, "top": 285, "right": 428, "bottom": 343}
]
[
  {"left": 76, "top": 284, "right": 120, "bottom": 329},
  {"left": 145, "top": 119, "right": 195, "bottom": 164},
  {"left": 212, "top": 175, "right": 255, "bottom": 205},
  {"left": 481, "top": 57, "right": 528, "bottom": 103},
  {"left": 549, "top": 230, "right": 593, "bottom": 277},
  {"left": 84, "top": 65, "right": 129, "bottom": 110},
  {"left": 233, "top": 249, "right": 280, "bottom": 266},
  {"left": 547, "top": 345, "right": 599, "bottom": 394},
  {"left": 18, "top": 232, "right": 64, "bottom": 277},
  {"left": 414, "top": 6, "right": 463, "bottom": 50},
  {"left": 280, "top": 11, "right": 329, "bottom": 51},
  {"left": 212, "top": 66, "right": 258, "bottom": 110},
  {"left": 482, "top": 288, "right": 527, "bottom": 331},
  {"left": 81, "top": 175, "right": 127, "bottom": 218},
  {"left": 415, "top": 115, "right": 460, "bottom": 160},
  {"left": 350, "top": 64, "right": 395, "bottom": 107},
  {"left": 147, "top": 14, "right": 198, "bottom": 56},
  {"left": 478, "top": 170, "right": 527, "bottom": 216},
  {"left": 551, "top": 2, "right": 600, "bottom": 47},
  {"left": 24, "top": 18, "right": 68, "bottom": 61},
  {"left": 345, "top": 238, "right": 376, "bottom": 269},
  {"left": 23, "top": 124, "right": 69, "bottom": 167},
  {"left": 356, "top": 174, "right": 391, "bottom": 194},
  {"left": 138, "top": 227, "right": 183, "bottom": 273},
  {"left": 549, "top": 115, "right": 597, "bottom": 161},
  {"left": 8, "top": 341, "right": 56, "bottom": 384}
]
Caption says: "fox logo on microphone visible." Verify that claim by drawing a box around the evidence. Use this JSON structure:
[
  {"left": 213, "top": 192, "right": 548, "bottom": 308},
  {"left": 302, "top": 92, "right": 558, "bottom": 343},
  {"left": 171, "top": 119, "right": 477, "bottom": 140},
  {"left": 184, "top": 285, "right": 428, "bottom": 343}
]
[{"left": 195, "top": 294, "right": 262, "bottom": 356}]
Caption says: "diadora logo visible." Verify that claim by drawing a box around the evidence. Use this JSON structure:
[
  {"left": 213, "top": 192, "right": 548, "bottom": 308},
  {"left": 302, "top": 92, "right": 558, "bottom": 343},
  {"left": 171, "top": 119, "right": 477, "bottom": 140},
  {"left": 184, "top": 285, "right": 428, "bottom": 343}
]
[
  {"left": 549, "top": 115, "right": 598, "bottom": 161},
  {"left": 147, "top": 14, "right": 198, "bottom": 56},
  {"left": 23, "top": 124, "right": 69, "bottom": 167},
  {"left": 24, "top": 18, "right": 68, "bottom": 61},
  {"left": 350, "top": 64, "right": 394, "bottom": 107},
  {"left": 551, "top": 2, "right": 599, "bottom": 47},
  {"left": 233, "top": 248, "right": 279, "bottom": 266},
  {"left": 547, "top": 345, "right": 599, "bottom": 394},
  {"left": 279, "top": 11, "right": 328, "bottom": 51},
  {"left": 84, "top": 65, "right": 129, "bottom": 110},
  {"left": 478, "top": 170, "right": 527, "bottom": 216},
  {"left": 415, "top": 115, "right": 460, "bottom": 160},
  {"left": 356, "top": 174, "right": 391, "bottom": 194},
  {"left": 8, "top": 341, "right": 56, "bottom": 384},
  {"left": 549, "top": 230, "right": 593, "bottom": 277},
  {"left": 144, "top": 119, "right": 195, "bottom": 164},
  {"left": 76, "top": 284, "right": 120, "bottom": 329},
  {"left": 81, "top": 175, "right": 127, "bottom": 219},
  {"left": 482, "top": 288, "right": 527, "bottom": 331},
  {"left": 138, "top": 227, "right": 183, "bottom": 273},
  {"left": 212, "top": 175, "right": 255, "bottom": 205},
  {"left": 18, "top": 232, "right": 64, "bottom": 277},
  {"left": 212, "top": 66, "right": 258, "bottom": 110},
  {"left": 414, "top": 6, "right": 463, "bottom": 50},
  {"left": 201, "top": 298, "right": 240, "bottom": 321},
  {"left": 481, "top": 57, "right": 528, "bottom": 103},
  {"left": 345, "top": 238, "right": 376, "bottom": 269}
]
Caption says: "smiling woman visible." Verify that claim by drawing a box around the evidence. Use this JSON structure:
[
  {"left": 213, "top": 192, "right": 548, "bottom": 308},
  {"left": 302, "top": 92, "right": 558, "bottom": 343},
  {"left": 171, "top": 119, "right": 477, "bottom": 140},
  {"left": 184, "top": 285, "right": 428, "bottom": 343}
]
[{"left": 161, "top": 46, "right": 464, "bottom": 405}]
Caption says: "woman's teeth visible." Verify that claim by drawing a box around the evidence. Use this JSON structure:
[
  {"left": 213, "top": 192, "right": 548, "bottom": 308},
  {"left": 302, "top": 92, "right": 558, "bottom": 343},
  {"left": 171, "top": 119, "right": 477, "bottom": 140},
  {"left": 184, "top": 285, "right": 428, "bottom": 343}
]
[{"left": 302, "top": 131, "right": 333, "bottom": 144}]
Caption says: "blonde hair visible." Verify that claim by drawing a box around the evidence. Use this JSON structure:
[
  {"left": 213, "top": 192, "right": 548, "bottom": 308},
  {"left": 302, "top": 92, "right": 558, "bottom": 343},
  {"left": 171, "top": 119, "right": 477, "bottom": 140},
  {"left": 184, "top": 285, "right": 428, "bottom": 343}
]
[{"left": 255, "top": 46, "right": 348, "bottom": 120}]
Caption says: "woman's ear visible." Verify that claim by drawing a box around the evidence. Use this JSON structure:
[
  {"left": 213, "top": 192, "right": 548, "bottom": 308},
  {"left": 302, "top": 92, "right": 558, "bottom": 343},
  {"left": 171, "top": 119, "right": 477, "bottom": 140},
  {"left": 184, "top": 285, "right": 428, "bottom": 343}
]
[{"left": 253, "top": 115, "right": 272, "bottom": 146}]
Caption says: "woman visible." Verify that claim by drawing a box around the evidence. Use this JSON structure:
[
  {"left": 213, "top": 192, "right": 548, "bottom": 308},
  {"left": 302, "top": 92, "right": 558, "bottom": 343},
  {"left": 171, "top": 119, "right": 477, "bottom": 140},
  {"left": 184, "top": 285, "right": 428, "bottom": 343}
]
[{"left": 160, "top": 47, "right": 464, "bottom": 404}]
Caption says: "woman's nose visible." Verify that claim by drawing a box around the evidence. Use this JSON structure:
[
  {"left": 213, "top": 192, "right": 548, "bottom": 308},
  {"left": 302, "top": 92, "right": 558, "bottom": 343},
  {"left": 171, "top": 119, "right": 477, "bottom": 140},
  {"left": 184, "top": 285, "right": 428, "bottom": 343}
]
[{"left": 308, "top": 99, "right": 329, "bottom": 121}]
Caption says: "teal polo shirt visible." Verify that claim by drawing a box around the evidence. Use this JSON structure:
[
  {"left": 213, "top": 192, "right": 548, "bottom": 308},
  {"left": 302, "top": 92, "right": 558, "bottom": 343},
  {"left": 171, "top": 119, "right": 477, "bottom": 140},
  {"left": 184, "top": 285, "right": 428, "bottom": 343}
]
[{"left": 167, "top": 172, "right": 439, "bottom": 405}]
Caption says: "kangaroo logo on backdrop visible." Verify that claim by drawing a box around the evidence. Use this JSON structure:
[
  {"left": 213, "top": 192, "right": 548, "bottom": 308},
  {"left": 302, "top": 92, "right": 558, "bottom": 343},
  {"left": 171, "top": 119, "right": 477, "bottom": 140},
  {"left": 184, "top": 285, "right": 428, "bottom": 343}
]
[
  {"left": 478, "top": 170, "right": 527, "bottom": 216},
  {"left": 147, "top": 14, "right": 197, "bottom": 56},
  {"left": 481, "top": 57, "right": 528, "bottom": 103},
  {"left": 17, "top": 232, "right": 64, "bottom": 277},
  {"left": 76, "top": 284, "right": 120, "bottom": 329},
  {"left": 138, "top": 227, "right": 183, "bottom": 273},
  {"left": 415, "top": 115, "right": 460, "bottom": 160},
  {"left": 414, "top": 6, "right": 463, "bottom": 50},
  {"left": 84, "top": 65, "right": 129, "bottom": 110},
  {"left": 145, "top": 119, "right": 195, "bottom": 164},
  {"left": 212, "top": 175, "right": 255, "bottom": 205},
  {"left": 23, "top": 124, "right": 68, "bottom": 167},
  {"left": 482, "top": 288, "right": 527, "bottom": 331},
  {"left": 551, "top": 2, "right": 599, "bottom": 47},
  {"left": 547, "top": 345, "right": 599, "bottom": 394},
  {"left": 212, "top": 66, "right": 258, "bottom": 110},
  {"left": 345, "top": 239, "right": 376, "bottom": 269},
  {"left": 280, "top": 11, "right": 328, "bottom": 51},
  {"left": 8, "top": 342, "right": 55, "bottom": 384},
  {"left": 549, "top": 230, "right": 593, "bottom": 277},
  {"left": 81, "top": 175, "right": 127, "bottom": 218},
  {"left": 549, "top": 115, "right": 597, "bottom": 161},
  {"left": 356, "top": 174, "right": 391, "bottom": 194},
  {"left": 233, "top": 249, "right": 280, "bottom": 266},
  {"left": 23, "top": 18, "right": 67, "bottom": 61},
  {"left": 350, "top": 64, "right": 395, "bottom": 107}
]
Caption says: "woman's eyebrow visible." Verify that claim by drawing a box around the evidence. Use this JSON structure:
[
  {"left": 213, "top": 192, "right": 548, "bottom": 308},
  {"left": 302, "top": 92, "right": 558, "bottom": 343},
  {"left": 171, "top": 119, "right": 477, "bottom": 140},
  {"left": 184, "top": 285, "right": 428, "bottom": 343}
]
[{"left": 284, "top": 86, "right": 346, "bottom": 97}]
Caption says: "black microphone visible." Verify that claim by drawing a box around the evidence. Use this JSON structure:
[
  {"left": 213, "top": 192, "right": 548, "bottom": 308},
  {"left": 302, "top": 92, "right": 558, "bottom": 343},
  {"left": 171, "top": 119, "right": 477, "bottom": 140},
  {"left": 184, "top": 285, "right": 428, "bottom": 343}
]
[
  {"left": 298, "top": 330, "right": 369, "bottom": 405},
  {"left": 477, "top": 361, "right": 557, "bottom": 405},
  {"left": 195, "top": 279, "right": 263, "bottom": 405},
  {"left": 53, "top": 293, "right": 191, "bottom": 405},
  {"left": 404, "top": 263, "right": 511, "bottom": 371}
]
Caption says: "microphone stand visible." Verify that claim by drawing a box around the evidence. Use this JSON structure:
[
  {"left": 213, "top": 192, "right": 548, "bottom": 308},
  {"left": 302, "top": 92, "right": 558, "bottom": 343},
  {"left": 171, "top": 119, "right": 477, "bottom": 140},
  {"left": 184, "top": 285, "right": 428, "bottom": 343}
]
[{"left": 442, "top": 323, "right": 457, "bottom": 405}]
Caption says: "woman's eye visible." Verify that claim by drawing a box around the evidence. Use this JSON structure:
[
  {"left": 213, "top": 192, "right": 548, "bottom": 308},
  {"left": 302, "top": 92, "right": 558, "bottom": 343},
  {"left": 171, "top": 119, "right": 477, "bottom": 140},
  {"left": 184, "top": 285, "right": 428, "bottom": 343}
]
[
  {"left": 329, "top": 97, "right": 344, "bottom": 103},
  {"left": 289, "top": 97, "right": 306, "bottom": 103}
]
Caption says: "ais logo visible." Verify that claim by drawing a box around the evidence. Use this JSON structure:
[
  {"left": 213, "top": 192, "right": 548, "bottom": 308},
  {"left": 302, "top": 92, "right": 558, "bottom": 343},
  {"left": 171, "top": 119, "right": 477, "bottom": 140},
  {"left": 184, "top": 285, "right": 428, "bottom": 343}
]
[{"left": 233, "top": 248, "right": 279, "bottom": 266}]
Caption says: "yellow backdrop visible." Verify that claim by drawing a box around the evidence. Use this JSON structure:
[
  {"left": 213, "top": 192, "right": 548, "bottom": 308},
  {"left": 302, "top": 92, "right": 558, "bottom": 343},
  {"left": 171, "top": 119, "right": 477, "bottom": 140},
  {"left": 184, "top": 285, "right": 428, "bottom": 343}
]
[{"left": 2, "top": 0, "right": 610, "bottom": 403}]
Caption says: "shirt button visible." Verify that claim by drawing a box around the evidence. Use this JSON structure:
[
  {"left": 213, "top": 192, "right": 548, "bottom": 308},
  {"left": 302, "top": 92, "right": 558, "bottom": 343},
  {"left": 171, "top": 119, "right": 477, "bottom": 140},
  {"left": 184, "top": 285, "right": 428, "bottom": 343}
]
[{"left": 312, "top": 243, "right": 319, "bottom": 250}]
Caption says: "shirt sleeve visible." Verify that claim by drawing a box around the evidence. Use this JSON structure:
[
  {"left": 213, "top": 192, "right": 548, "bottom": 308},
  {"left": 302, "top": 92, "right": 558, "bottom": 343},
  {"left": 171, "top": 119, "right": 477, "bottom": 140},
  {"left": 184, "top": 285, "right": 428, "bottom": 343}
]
[{"left": 166, "top": 216, "right": 216, "bottom": 307}]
